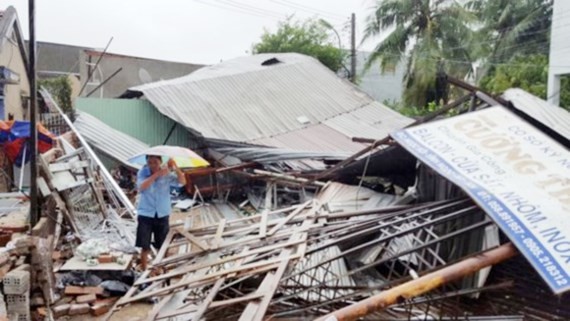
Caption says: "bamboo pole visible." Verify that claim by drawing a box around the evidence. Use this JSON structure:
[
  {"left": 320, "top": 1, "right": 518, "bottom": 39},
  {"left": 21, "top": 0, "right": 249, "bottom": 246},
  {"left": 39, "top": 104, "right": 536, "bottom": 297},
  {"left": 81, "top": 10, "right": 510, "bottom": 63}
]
[{"left": 315, "top": 243, "right": 518, "bottom": 321}]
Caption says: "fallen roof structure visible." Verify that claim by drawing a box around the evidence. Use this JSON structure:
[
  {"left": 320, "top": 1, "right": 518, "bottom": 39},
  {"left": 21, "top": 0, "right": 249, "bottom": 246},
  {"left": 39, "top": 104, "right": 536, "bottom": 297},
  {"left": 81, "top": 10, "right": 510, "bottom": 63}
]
[
  {"left": 73, "top": 111, "right": 149, "bottom": 170},
  {"left": 124, "top": 53, "right": 413, "bottom": 155}
]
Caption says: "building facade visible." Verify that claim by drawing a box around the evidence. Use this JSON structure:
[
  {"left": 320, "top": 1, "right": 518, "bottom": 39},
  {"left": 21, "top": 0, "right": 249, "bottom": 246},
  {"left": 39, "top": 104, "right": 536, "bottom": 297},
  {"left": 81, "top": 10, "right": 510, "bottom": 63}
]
[
  {"left": 0, "top": 6, "right": 30, "bottom": 121},
  {"left": 547, "top": 0, "right": 570, "bottom": 106}
]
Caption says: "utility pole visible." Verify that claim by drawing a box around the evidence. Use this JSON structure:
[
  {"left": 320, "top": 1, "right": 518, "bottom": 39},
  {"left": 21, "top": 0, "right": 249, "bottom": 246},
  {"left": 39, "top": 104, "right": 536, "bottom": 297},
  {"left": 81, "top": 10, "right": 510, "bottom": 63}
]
[
  {"left": 28, "top": 0, "right": 39, "bottom": 227},
  {"left": 350, "top": 13, "right": 356, "bottom": 83}
]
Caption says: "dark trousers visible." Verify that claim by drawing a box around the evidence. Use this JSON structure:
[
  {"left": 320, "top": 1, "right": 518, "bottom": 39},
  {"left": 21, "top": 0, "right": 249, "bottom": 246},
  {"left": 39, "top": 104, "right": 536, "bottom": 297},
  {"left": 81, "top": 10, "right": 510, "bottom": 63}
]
[{"left": 135, "top": 214, "right": 169, "bottom": 251}]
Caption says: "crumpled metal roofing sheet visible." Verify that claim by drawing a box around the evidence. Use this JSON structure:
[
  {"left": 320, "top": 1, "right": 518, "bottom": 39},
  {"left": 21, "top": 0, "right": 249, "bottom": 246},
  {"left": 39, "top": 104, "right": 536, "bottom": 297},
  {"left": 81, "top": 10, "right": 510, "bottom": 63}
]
[
  {"left": 214, "top": 147, "right": 352, "bottom": 163},
  {"left": 250, "top": 123, "right": 367, "bottom": 153},
  {"left": 74, "top": 111, "right": 149, "bottom": 169},
  {"left": 131, "top": 53, "right": 412, "bottom": 149},
  {"left": 503, "top": 88, "right": 570, "bottom": 140}
]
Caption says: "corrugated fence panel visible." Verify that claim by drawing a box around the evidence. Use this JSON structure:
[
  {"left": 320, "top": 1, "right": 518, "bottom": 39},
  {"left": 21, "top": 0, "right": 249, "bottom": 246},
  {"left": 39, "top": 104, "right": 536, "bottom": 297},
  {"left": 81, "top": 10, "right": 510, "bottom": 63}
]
[{"left": 75, "top": 97, "right": 197, "bottom": 148}]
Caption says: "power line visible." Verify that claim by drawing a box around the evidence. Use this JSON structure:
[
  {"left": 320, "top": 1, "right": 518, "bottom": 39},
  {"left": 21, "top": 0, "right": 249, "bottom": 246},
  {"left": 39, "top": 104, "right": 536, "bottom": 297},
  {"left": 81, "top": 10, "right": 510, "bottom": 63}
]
[
  {"left": 267, "top": 0, "right": 346, "bottom": 21},
  {"left": 211, "top": 0, "right": 287, "bottom": 19},
  {"left": 194, "top": 0, "right": 280, "bottom": 20}
]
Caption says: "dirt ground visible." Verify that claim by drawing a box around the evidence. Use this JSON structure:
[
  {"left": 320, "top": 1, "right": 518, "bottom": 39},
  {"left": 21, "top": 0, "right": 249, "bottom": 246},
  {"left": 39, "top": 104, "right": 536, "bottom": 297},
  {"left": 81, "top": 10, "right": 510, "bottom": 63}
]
[{"left": 62, "top": 303, "right": 152, "bottom": 321}]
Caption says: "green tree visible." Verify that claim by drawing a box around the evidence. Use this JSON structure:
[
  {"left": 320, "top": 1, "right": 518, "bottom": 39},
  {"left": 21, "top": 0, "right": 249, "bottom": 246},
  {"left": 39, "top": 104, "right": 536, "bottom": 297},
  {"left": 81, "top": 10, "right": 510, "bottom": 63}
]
[
  {"left": 480, "top": 54, "right": 570, "bottom": 110},
  {"left": 39, "top": 76, "right": 73, "bottom": 113},
  {"left": 364, "top": 0, "right": 475, "bottom": 108},
  {"left": 253, "top": 17, "right": 345, "bottom": 72}
]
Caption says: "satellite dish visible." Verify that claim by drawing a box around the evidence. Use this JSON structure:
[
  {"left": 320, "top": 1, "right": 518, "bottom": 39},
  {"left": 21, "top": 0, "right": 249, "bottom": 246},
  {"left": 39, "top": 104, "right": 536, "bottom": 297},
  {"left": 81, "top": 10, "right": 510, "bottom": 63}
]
[{"left": 138, "top": 68, "right": 152, "bottom": 84}]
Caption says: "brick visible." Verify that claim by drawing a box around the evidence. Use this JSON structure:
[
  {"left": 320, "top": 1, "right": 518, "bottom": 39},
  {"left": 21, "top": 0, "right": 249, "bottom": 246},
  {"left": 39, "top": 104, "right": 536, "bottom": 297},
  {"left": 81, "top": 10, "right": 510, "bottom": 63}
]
[
  {"left": 54, "top": 296, "right": 74, "bottom": 306},
  {"left": 90, "top": 297, "right": 117, "bottom": 316},
  {"left": 94, "top": 297, "right": 118, "bottom": 305},
  {"left": 52, "top": 304, "right": 70, "bottom": 318},
  {"left": 51, "top": 251, "right": 62, "bottom": 261},
  {"left": 37, "top": 307, "right": 48, "bottom": 317},
  {"left": 75, "top": 294, "right": 96, "bottom": 304},
  {"left": 97, "top": 254, "right": 114, "bottom": 264},
  {"left": 68, "top": 303, "right": 90, "bottom": 316},
  {"left": 64, "top": 286, "right": 104, "bottom": 296},
  {"left": 90, "top": 303, "right": 111, "bottom": 316}
]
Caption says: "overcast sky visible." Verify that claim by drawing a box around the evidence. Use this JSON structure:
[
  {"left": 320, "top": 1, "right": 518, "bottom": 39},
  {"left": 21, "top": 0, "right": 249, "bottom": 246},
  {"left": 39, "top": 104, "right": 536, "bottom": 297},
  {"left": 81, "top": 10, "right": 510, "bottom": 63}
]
[{"left": 4, "top": 0, "right": 382, "bottom": 65}]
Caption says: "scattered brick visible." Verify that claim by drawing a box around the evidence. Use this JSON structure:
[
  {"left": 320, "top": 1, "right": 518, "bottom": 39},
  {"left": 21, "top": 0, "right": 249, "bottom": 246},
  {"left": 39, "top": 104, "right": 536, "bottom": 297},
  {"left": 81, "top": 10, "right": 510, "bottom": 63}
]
[
  {"left": 68, "top": 303, "right": 90, "bottom": 316},
  {"left": 76, "top": 294, "right": 97, "bottom": 304},
  {"left": 64, "top": 286, "right": 104, "bottom": 296},
  {"left": 97, "top": 254, "right": 114, "bottom": 264},
  {"left": 52, "top": 304, "right": 70, "bottom": 318}
]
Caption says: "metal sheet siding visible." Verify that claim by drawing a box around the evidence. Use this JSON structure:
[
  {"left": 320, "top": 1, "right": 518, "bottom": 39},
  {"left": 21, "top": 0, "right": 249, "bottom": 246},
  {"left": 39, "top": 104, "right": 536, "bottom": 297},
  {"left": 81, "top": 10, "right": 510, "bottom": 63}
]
[
  {"left": 133, "top": 53, "right": 406, "bottom": 144},
  {"left": 74, "top": 112, "right": 149, "bottom": 168},
  {"left": 75, "top": 97, "right": 195, "bottom": 148},
  {"left": 503, "top": 88, "right": 570, "bottom": 140}
]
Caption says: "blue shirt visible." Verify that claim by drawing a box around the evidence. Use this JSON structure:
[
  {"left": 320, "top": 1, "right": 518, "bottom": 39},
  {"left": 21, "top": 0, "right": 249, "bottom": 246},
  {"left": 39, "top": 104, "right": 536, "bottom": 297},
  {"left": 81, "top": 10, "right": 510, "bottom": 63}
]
[{"left": 136, "top": 166, "right": 179, "bottom": 218}]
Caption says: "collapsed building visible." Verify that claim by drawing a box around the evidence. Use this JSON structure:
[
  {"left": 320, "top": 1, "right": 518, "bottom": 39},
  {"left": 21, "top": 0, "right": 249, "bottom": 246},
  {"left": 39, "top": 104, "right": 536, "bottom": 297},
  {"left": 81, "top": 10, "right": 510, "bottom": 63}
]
[{"left": 0, "top": 46, "right": 567, "bottom": 321}]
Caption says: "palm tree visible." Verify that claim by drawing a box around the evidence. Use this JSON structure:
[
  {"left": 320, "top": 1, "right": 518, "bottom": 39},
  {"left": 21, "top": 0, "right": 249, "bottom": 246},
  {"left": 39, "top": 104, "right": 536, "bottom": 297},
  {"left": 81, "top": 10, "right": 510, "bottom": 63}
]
[
  {"left": 364, "top": 0, "right": 475, "bottom": 108},
  {"left": 466, "top": 0, "right": 552, "bottom": 78}
]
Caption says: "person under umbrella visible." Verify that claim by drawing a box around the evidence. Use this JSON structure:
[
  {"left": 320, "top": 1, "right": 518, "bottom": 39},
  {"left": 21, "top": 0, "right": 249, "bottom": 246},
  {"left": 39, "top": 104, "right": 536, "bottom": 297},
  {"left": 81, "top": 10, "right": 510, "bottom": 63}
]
[{"left": 136, "top": 155, "right": 186, "bottom": 271}]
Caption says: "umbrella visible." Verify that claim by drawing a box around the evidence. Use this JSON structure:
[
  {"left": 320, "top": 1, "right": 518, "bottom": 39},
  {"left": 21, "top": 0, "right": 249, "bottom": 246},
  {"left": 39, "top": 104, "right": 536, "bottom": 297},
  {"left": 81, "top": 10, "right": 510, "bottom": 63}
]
[
  {"left": 128, "top": 145, "right": 209, "bottom": 169},
  {"left": 0, "top": 120, "right": 55, "bottom": 167}
]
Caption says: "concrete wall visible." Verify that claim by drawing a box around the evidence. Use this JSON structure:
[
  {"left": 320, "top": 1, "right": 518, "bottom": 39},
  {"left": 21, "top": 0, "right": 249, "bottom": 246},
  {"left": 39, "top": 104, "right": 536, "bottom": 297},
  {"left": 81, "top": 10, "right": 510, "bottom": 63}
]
[
  {"left": 0, "top": 13, "right": 29, "bottom": 120},
  {"left": 79, "top": 51, "right": 203, "bottom": 98},
  {"left": 547, "top": 0, "right": 570, "bottom": 105}
]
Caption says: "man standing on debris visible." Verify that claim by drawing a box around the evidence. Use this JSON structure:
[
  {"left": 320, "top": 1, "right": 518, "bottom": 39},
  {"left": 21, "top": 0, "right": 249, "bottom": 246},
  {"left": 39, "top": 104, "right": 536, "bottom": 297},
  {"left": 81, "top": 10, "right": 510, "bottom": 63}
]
[{"left": 136, "top": 155, "right": 186, "bottom": 270}]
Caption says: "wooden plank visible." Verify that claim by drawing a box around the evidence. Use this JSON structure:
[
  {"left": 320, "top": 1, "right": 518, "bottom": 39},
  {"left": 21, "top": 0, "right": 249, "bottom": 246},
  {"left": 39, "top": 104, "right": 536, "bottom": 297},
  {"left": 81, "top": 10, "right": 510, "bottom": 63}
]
[
  {"left": 156, "top": 222, "right": 322, "bottom": 267},
  {"left": 52, "top": 171, "right": 92, "bottom": 191},
  {"left": 124, "top": 261, "right": 285, "bottom": 305},
  {"left": 37, "top": 177, "right": 51, "bottom": 197},
  {"left": 267, "top": 200, "right": 312, "bottom": 236},
  {"left": 144, "top": 238, "right": 305, "bottom": 284},
  {"left": 52, "top": 210, "right": 63, "bottom": 251},
  {"left": 191, "top": 278, "right": 225, "bottom": 321},
  {"left": 153, "top": 230, "right": 175, "bottom": 265},
  {"left": 176, "top": 228, "right": 210, "bottom": 251},
  {"left": 259, "top": 210, "right": 268, "bottom": 238},
  {"left": 237, "top": 272, "right": 276, "bottom": 321},
  {"left": 157, "top": 292, "right": 265, "bottom": 320},
  {"left": 55, "top": 147, "right": 85, "bottom": 162},
  {"left": 48, "top": 160, "right": 90, "bottom": 173},
  {"left": 213, "top": 219, "right": 226, "bottom": 249},
  {"left": 84, "top": 163, "right": 108, "bottom": 218}
]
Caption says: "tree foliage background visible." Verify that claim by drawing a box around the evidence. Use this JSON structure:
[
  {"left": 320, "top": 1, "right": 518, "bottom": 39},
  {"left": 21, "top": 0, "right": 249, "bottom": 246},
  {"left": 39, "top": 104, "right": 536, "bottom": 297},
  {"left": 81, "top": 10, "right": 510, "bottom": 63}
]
[
  {"left": 39, "top": 76, "right": 73, "bottom": 113},
  {"left": 256, "top": 1, "right": 566, "bottom": 114},
  {"left": 253, "top": 17, "right": 345, "bottom": 73}
]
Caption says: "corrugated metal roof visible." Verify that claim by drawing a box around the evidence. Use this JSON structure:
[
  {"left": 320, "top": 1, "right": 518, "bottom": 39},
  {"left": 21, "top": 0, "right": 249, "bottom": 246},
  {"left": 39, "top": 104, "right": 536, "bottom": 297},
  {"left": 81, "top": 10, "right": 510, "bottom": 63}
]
[
  {"left": 75, "top": 97, "right": 195, "bottom": 148},
  {"left": 503, "top": 88, "right": 570, "bottom": 140},
  {"left": 74, "top": 111, "right": 149, "bottom": 169},
  {"left": 251, "top": 123, "right": 366, "bottom": 152},
  {"left": 131, "top": 53, "right": 412, "bottom": 149}
]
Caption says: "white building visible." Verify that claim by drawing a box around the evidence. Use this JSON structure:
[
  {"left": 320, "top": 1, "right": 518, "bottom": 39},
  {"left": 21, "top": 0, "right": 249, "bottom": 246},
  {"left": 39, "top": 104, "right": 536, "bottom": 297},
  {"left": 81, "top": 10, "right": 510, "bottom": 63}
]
[{"left": 547, "top": 0, "right": 570, "bottom": 106}]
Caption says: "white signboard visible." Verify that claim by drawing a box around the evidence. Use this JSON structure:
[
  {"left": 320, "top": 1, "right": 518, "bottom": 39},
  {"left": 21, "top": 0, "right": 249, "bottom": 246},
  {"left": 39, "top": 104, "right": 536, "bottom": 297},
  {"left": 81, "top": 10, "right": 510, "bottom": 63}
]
[{"left": 392, "top": 106, "right": 570, "bottom": 294}]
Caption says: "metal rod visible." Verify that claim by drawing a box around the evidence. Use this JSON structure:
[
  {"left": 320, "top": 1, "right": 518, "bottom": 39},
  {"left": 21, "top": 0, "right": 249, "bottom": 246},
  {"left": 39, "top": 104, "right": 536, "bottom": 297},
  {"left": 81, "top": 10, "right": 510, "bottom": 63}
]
[
  {"left": 446, "top": 75, "right": 508, "bottom": 106},
  {"left": 78, "top": 37, "right": 113, "bottom": 97},
  {"left": 85, "top": 67, "right": 122, "bottom": 97},
  {"left": 350, "top": 13, "right": 356, "bottom": 83},
  {"left": 39, "top": 89, "right": 136, "bottom": 215},
  {"left": 162, "top": 122, "right": 177, "bottom": 145},
  {"left": 315, "top": 243, "right": 518, "bottom": 321},
  {"left": 277, "top": 217, "right": 491, "bottom": 304},
  {"left": 28, "top": 0, "right": 39, "bottom": 227}
]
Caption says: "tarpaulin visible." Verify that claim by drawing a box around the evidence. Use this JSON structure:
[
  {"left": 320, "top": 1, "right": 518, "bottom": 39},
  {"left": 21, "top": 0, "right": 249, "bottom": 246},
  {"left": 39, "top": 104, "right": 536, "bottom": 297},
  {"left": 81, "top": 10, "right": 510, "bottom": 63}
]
[{"left": 0, "top": 120, "right": 55, "bottom": 167}]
